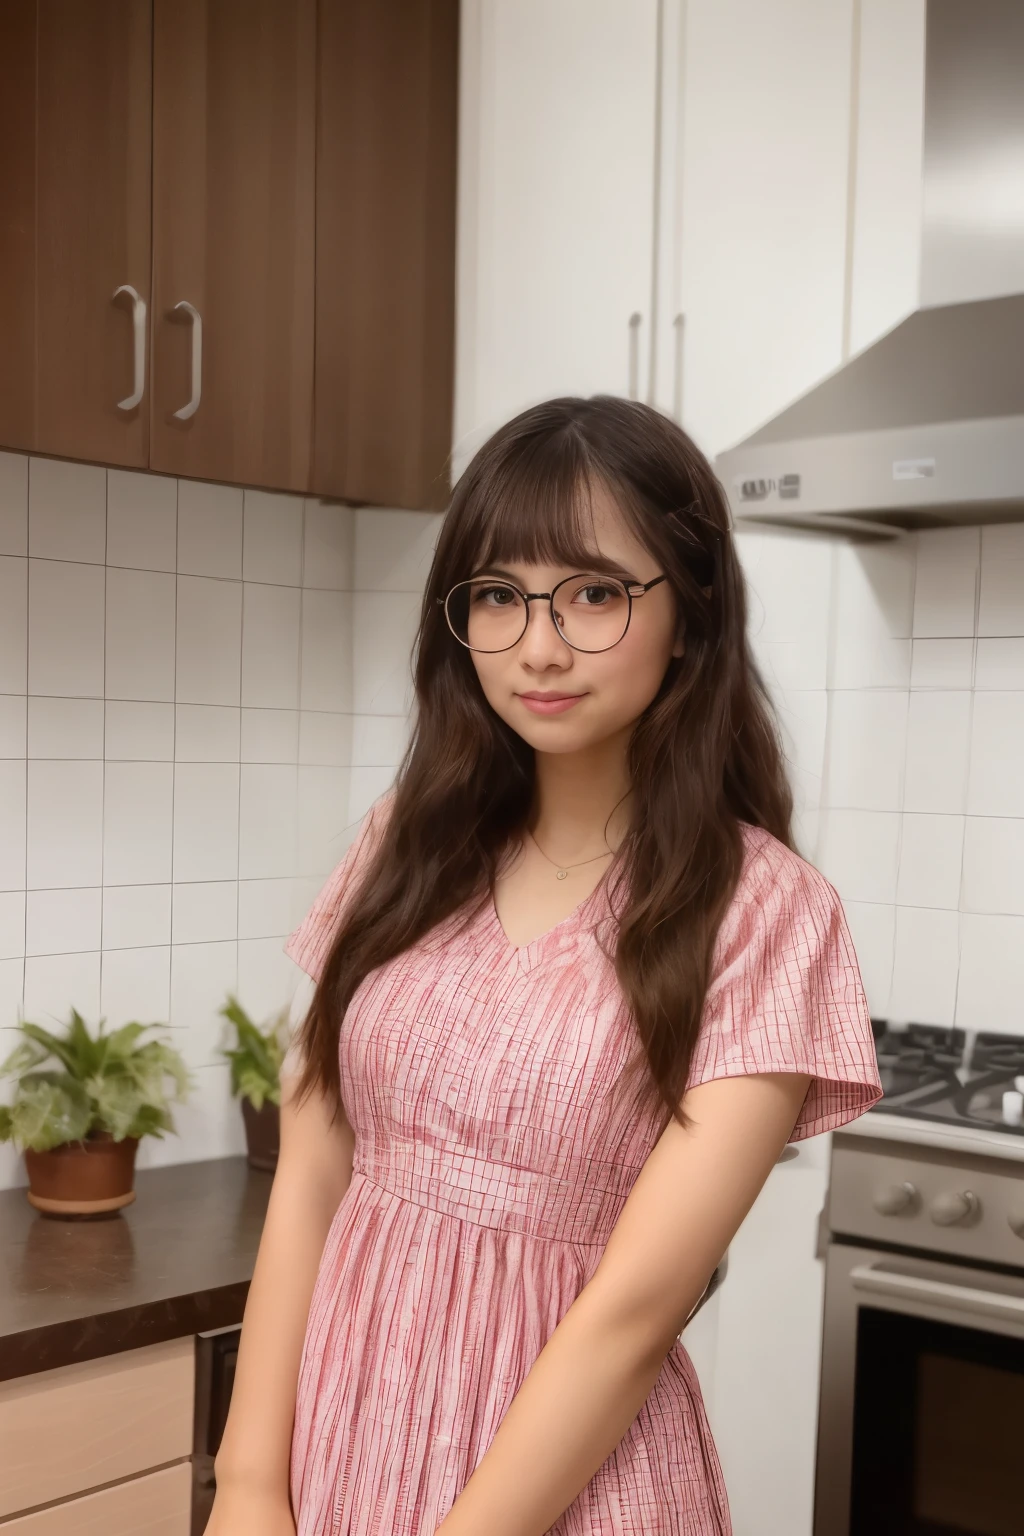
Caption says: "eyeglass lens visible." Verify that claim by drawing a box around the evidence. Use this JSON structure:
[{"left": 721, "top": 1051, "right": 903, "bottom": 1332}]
[{"left": 445, "top": 575, "right": 631, "bottom": 652}]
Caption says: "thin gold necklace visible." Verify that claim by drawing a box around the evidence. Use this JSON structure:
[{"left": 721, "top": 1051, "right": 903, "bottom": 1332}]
[{"left": 526, "top": 826, "right": 615, "bottom": 881}]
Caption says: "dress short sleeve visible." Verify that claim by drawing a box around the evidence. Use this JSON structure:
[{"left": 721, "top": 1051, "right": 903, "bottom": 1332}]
[
  {"left": 284, "top": 787, "right": 396, "bottom": 985},
  {"left": 690, "top": 825, "right": 883, "bottom": 1142}
]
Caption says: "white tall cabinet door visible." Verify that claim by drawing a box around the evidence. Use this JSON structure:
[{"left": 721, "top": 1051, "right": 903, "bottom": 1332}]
[
  {"left": 453, "top": 0, "right": 660, "bottom": 480},
  {"left": 705, "top": 1153, "right": 830, "bottom": 1536},
  {"left": 848, "top": 0, "right": 926, "bottom": 354},
  {"left": 658, "top": 0, "right": 856, "bottom": 461}
]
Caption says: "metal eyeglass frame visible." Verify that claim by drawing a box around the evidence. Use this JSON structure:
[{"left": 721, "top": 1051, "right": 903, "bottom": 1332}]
[{"left": 436, "top": 572, "right": 669, "bottom": 654}]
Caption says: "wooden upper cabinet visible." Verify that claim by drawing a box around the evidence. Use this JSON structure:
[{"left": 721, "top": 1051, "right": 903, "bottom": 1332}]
[
  {"left": 149, "top": 0, "right": 316, "bottom": 491},
  {"left": 312, "top": 0, "right": 459, "bottom": 511},
  {"left": 0, "top": 0, "right": 152, "bottom": 467}
]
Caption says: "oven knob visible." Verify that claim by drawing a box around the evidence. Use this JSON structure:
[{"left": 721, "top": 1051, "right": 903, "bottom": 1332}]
[
  {"left": 872, "top": 1181, "right": 919, "bottom": 1216},
  {"left": 1009, "top": 1213, "right": 1024, "bottom": 1240},
  {"left": 930, "top": 1190, "right": 981, "bottom": 1227}
]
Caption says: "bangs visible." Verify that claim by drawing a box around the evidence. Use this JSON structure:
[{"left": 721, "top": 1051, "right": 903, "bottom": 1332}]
[{"left": 465, "top": 422, "right": 651, "bottom": 579}]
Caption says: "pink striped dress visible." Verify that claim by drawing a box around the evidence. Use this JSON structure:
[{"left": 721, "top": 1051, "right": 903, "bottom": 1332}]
[{"left": 284, "top": 788, "right": 882, "bottom": 1535}]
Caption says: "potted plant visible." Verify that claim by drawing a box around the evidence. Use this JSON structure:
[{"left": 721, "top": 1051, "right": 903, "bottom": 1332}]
[
  {"left": 218, "top": 995, "right": 290, "bottom": 1172},
  {"left": 0, "top": 1009, "right": 192, "bottom": 1219}
]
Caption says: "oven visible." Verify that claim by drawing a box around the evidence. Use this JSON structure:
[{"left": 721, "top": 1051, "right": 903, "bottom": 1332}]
[{"left": 814, "top": 1131, "right": 1024, "bottom": 1536}]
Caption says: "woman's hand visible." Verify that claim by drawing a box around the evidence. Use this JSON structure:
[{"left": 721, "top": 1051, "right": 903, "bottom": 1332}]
[{"left": 202, "top": 1482, "right": 297, "bottom": 1535}]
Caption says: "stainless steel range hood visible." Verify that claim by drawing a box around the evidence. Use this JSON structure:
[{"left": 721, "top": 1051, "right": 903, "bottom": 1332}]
[{"left": 716, "top": 0, "right": 1024, "bottom": 538}]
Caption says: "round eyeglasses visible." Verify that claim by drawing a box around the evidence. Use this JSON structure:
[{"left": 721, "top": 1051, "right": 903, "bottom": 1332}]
[{"left": 437, "top": 571, "right": 669, "bottom": 654}]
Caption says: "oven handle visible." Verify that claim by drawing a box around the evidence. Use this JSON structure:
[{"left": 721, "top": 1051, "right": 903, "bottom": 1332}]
[{"left": 850, "top": 1261, "right": 1024, "bottom": 1324}]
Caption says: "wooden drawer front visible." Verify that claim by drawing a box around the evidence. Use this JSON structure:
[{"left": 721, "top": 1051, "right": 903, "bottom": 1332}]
[
  {"left": 0, "top": 1461, "right": 191, "bottom": 1535},
  {"left": 0, "top": 1339, "right": 194, "bottom": 1518}
]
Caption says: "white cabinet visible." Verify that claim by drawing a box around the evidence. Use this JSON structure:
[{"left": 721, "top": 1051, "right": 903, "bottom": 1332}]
[
  {"left": 655, "top": 0, "right": 857, "bottom": 461},
  {"left": 453, "top": 0, "right": 660, "bottom": 478},
  {"left": 847, "top": 0, "right": 926, "bottom": 354},
  {"left": 698, "top": 1147, "right": 830, "bottom": 1536}
]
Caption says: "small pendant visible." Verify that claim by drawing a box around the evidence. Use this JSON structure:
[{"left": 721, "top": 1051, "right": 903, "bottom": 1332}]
[{"left": 556, "top": 869, "right": 568, "bottom": 880}]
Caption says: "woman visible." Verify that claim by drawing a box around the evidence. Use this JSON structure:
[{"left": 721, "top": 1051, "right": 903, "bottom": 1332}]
[{"left": 208, "top": 396, "right": 882, "bottom": 1536}]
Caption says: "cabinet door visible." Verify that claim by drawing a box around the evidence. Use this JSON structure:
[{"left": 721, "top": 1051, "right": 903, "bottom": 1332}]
[
  {"left": 707, "top": 1156, "right": 829, "bottom": 1536},
  {"left": 312, "top": 0, "right": 459, "bottom": 512},
  {"left": 662, "top": 0, "right": 855, "bottom": 460},
  {"left": 452, "top": 0, "right": 660, "bottom": 481},
  {"left": 149, "top": 0, "right": 316, "bottom": 491},
  {"left": 0, "top": 0, "right": 152, "bottom": 466}
]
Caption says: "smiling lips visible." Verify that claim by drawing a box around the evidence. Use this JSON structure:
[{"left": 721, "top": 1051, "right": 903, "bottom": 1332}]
[{"left": 516, "top": 691, "right": 585, "bottom": 715}]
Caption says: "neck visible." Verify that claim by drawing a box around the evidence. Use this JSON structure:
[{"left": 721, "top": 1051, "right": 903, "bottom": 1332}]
[{"left": 529, "top": 729, "right": 633, "bottom": 858}]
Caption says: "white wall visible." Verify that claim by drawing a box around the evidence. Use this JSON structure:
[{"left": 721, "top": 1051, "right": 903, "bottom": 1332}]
[
  {"left": 0, "top": 448, "right": 438, "bottom": 1188},
  {"left": 742, "top": 520, "right": 1024, "bottom": 1038}
]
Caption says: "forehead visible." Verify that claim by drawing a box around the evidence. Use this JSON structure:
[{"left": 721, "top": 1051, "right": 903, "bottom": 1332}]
[{"left": 472, "top": 473, "right": 653, "bottom": 574}]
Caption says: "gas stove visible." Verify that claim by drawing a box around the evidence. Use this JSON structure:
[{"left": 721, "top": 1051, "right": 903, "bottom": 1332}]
[{"left": 869, "top": 1020, "right": 1024, "bottom": 1138}]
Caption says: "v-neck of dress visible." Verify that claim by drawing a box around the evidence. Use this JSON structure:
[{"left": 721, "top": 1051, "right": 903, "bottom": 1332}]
[{"left": 488, "top": 863, "right": 615, "bottom": 973}]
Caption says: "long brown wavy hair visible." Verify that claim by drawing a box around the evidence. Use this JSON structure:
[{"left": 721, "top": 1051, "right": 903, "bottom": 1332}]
[{"left": 294, "top": 395, "right": 794, "bottom": 1139}]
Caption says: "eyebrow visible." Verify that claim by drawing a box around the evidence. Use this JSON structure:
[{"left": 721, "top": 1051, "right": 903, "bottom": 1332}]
[{"left": 469, "top": 559, "right": 641, "bottom": 584}]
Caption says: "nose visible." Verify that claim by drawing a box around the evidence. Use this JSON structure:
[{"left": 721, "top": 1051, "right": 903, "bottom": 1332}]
[{"left": 517, "top": 595, "right": 571, "bottom": 666}]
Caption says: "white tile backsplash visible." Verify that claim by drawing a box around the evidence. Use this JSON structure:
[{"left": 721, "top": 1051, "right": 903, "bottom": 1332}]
[
  {"left": 28, "top": 559, "right": 105, "bottom": 698},
  {"left": 177, "top": 480, "right": 243, "bottom": 579},
  {"left": 818, "top": 809, "right": 901, "bottom": 904},
  {"left": 175, "top": 575, "right": 243, "bottom": 706},
  {"left": 903, "top": 691, "right": 972, "bottom": 814},
  {"left": 966, "top": 693, "right": 1024, "bottom": 818},
  {"left": 0, "top": 761, "right": 26, "bottom": 892},
  {"left": 823, "top": 691, "right": 907, "bottom": 812},
  {"left": 977, "top": 524, "right": 1024, "bottom": 638},
  {"left": 25, "top": 887, "right": 101, "bottom": 957},
  {"left": 961, "top": 817, "right": 1024, "bottom": 916},
  {"left": 956, "top": 913, "right": 1024, "bottom": 1034},
  {"left": 23, "top": 949, "right": 100, "bottom": 1024},
  {"left": 0, "top": 696, "right": 27, "bottom": 759},
  {"left": 975, "top": 638, "right": 1024, "bottom": 690},
  {"left": 99, "top": 945, "right": 172, "bottom": 1028},
  {"left": 300, "top": 588, "right": 353, "bottom": 712},
  {"left": 102, "top": 883, "right": 172, "bottom": 951},
  {"left": 174, "top": 704, "right": 240, "bottom": 763},
  {"left": 106, "top": 469, "right": 177, "bottom": 572},
  {"left": 27, "top": 760, "right": 104, "bottom": 889},
  {"left": 102, "top": 762, "right": 174, "bottom": 886},
  {"left": 27, "top": 697, "right": 104, "bottom": 760},
  {"left": 28, "top": 457, "right": 106, "bottom": 565},
  {"left": 172, "top": 881, "right": 238, "bottom": 945},
  {"left": 888, "top": 906, "right": 960, "bottom": 1027},
  {"left": 0, "top": 452, "right": 28, "bottom": 556},
  {"left": 241, "top": 583, "right": 302, "bottom": 709},
  {"left": 172, "top": 763, "right": 240, "bottom": 883},
  {"left": 896, "top": 813, "right": 964, "bottom": 910},
  {"left": 105, "top": 567, "right": 176, "bottom": 701},
  {"left": 912, "top": 527, "right": 979, "bottom": 639},
  {"left": 243, "top": 490, "right": 303, "bottom": 587},
  {"left": 910, "top": 638, "right": 975, "bottom": 690},
  {"left": 104, "top": 700, "right": 175, "bottom": 761},
  {"left": 0, "top": 557, "right": 27, "bottom": 693},
  {"left": 11, "top": 446, "right": 1024, "bottom": 1180},
  {"left": 302, "top": 499, "right": 354, "bottom": 590}
]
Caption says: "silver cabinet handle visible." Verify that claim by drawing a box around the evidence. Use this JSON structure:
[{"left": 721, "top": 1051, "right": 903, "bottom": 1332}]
[
  {"left": 850, "top": 1261, "right": 1024, "bottom": 1324},
  {"left": 112, "top": 283, "right": 147, "bottom": 412},
  {"left": 172, "top": 301, "right": 203, "bottom": 420},
  {"left": 627, "top": 312, "right": 643, "bottom": 400},
  {"left": 672, "top": 312, "right": 685, "bottom": 424}
]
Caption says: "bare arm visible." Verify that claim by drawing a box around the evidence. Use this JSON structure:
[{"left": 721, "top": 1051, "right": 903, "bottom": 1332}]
[
  {"left": 208, "top": 1065, "right": 355, "bottom": 1521},
  {"left": 434, "top": 1070, "right": 812, "bottom": 1536}
]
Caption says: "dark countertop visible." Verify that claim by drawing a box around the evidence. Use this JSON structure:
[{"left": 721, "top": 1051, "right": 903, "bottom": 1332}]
[{"left": 0, "top": 1155, "right": 272, "bottom": 1382}]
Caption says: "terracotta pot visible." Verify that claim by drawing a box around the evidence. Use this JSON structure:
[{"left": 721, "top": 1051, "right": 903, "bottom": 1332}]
[
  {"left": 240, "top": 1098, "right": 279, "bottom": 1171},
  {"left": 24, "top": 1131, "right": 139, "bottom": 1220}
]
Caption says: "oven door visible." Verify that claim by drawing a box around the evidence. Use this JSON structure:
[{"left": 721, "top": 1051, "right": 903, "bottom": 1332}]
[{"left": 814, "top": 1242, "right": 1024, "bottom": 1536}]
